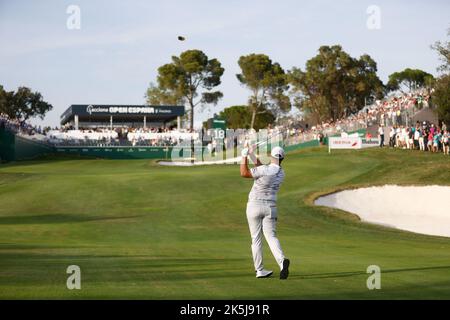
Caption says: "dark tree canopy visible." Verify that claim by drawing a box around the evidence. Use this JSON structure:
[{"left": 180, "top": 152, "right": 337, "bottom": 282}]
[
  {"left": 432, "top": 74, "right": 450, "bottom": 126},
  {"left": 236, "top": 54, "right": 290, "bottom": 129},
  {"left": 387, "top": 68, "right": 434, "bottom": 92},
  {"left": 218, "top": 105, "right": 275, "bottom": 130},
  {"left": 431, "top": 30, "right": 450, "bottom": 126},
  {"left": 288, "top": 45, "right": 384, "bottom": 124},
  {"left": 146, "top": 82, "right": 184, "bottom": 106},
  {"left": 0, "top": 85, "right": 53, "bottom": 121},
  {"left": 146, "top": 49, "right": 224, "bottom": 130}
]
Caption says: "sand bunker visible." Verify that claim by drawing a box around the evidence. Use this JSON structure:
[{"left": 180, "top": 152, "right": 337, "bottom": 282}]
[{"left": 315, "top": 185, "right": 450, "bottom": 237}]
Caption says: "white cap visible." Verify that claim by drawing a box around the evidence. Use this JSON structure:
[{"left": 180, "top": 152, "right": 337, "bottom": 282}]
[{"left": 271, "top": 146, "right": 285, "bottom": 159}]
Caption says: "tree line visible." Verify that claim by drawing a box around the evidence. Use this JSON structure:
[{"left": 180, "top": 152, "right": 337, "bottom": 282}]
[
  {"left": 147, "top": 42, "right": 449, "bottom": 130},
  {"left": 1, "top": 37, "right": 448, "bottom": 129}
]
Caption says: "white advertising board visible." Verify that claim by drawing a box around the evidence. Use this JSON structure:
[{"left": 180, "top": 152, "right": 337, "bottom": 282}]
[{"left": 328, "top": 137, "right": 362, "bottom": 153}]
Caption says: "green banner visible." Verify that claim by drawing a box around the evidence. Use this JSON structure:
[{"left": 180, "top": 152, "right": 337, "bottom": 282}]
[{"left": 54, "top": 146, "right": 190, "bottom": 160}]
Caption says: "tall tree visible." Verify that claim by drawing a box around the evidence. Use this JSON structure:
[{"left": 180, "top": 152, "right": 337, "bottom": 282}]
[
  {"left": 147, "top": 50, "right": 224, "bottom": 130},
  {"left": 236, "top": 54, "right": 290, "bottom": 129},
  {"left": 288, "top": 45, "right": 384, "bottom": 123},
  {"left": 0, "top": 86, "right": 52, "bottom": 121},
  {"left": 431, "top": 29, "right": 450, "bottom": 126},
  {"left": 431, "top": 28, "right": 450, "bottom": 73},
  {"left": 218, "top": 105, "right": 275, "bottom": 130},
  {"left": 433, "top": 74, "right": 450, "bottom": 126},
  {"left": 353, "top": 54, "right": 386, "bottom": 110},
  {"left": 0, "top": 85, "right": 6, "bottom": 114},
  {"left": 145, "top": 82, "right": 183, "bottom": 106},
  {"left": 0, "top": 85, "right": 14, "bottom": 116},
  {"left": 387, "top": 68, "right": 434, "bottom": 92}
]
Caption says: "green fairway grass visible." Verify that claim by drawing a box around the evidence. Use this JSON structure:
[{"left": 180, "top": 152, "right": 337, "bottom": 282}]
[{"left": 0, "top": 147, "right": 449, "bottom": 299}]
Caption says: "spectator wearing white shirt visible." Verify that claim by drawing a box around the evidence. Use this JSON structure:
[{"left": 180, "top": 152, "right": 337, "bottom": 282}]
[
  {"left": 378, "top": 124, "right": 385, "bottom": 147},
  {"left": 414, "top": 126, "right": 421, "bottom": 150}
]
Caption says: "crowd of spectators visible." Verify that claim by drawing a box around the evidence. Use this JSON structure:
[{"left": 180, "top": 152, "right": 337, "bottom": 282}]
[
  {"left": 384, "top": 121, "right": 449, "bottom": 155},
  {"left": 2, "top": 88, "right": 445, "bottom": 153},
  {"left": 45, "top": 126, "right": 199, "bottom": 147},
  {"left": 1, "top": 113, "right": 200, "bottom": 147},
  {"left": 0, "top": 113, "right": 43, "bottom": 136},
  {"left": 281, "top": 88, "right": 434, "bottom": 147},
  {"left": 363, "top": 88, "right": 432, "bottom": 127}
]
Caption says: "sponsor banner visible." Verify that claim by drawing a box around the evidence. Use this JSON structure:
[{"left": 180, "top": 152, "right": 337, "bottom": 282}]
[
  {"left": 361, "top": 138, "right": 380, "bottom": 148},
  {"left": 60, "top": 105, "right": 184, "bottom": 121},
  {"left": 88, "top": 106, "right": 162, "bottom": 115},
  {"left": 53, "top": 146, "right": 187, "bottom": 159},
  {"left": 328, "top": 137, "right": 362, "bottom": 152}
]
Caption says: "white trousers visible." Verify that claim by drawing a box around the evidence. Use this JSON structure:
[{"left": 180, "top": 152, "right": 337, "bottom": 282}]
[{"left": 246, "top": 200, "right": 285, "bottom": 271}]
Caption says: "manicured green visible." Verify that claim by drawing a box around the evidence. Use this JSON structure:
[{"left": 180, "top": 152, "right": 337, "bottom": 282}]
[{"left": 0, "top": 147, "right": 449, "bottom": 299}]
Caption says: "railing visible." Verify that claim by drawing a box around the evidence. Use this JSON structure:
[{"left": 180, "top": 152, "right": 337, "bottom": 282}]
[
  {"left": 50, "top": 139, "right": 182, "bottom": 147},
  {"left": 283, "top": 121, "right": 367, "bottom": 147}
]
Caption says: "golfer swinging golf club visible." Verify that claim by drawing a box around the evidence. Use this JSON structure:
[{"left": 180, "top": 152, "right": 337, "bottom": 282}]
[{"left": 240, "top": 144, "right": 290, "bottom": 279}]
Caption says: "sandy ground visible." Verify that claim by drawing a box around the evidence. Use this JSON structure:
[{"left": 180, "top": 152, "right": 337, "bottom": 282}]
[{"left": 315, "top": 185, "right": 450, "bottom": 237}]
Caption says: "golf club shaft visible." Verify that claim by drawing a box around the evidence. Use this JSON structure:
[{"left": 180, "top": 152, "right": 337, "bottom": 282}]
[{"left": 253, "top": 130, "right": 283, "bottom": 148}]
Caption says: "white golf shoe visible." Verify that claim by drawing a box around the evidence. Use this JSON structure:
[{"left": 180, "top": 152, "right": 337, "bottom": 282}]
[{"left": 256, "top": 269, "right": 273, "bottom": 278}]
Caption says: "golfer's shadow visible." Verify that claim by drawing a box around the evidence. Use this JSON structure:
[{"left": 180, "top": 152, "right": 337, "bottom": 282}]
[{"left": 290, "top": 265, "right": 450, "bottom": 279}]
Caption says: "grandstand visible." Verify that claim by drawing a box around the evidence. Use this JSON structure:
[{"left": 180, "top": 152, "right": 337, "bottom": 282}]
[
  {"left": 52, "top": 104, "right": 196, "bottom": 148},
  {"left": 60, "top": 104, "right": 185, "bottom": 130},
  {"left": 0, "top": 89, "right": 442, "bottom": 161}
]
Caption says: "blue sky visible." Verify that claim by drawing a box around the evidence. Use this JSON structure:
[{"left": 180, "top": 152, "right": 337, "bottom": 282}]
[{"left": 0, "top": 0, "right": 448, "bottom": 128}]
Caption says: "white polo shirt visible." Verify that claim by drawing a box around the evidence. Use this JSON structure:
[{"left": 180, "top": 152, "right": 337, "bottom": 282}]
[{"left": 249, "top": 163, "right": 285, "bottom": 202}]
